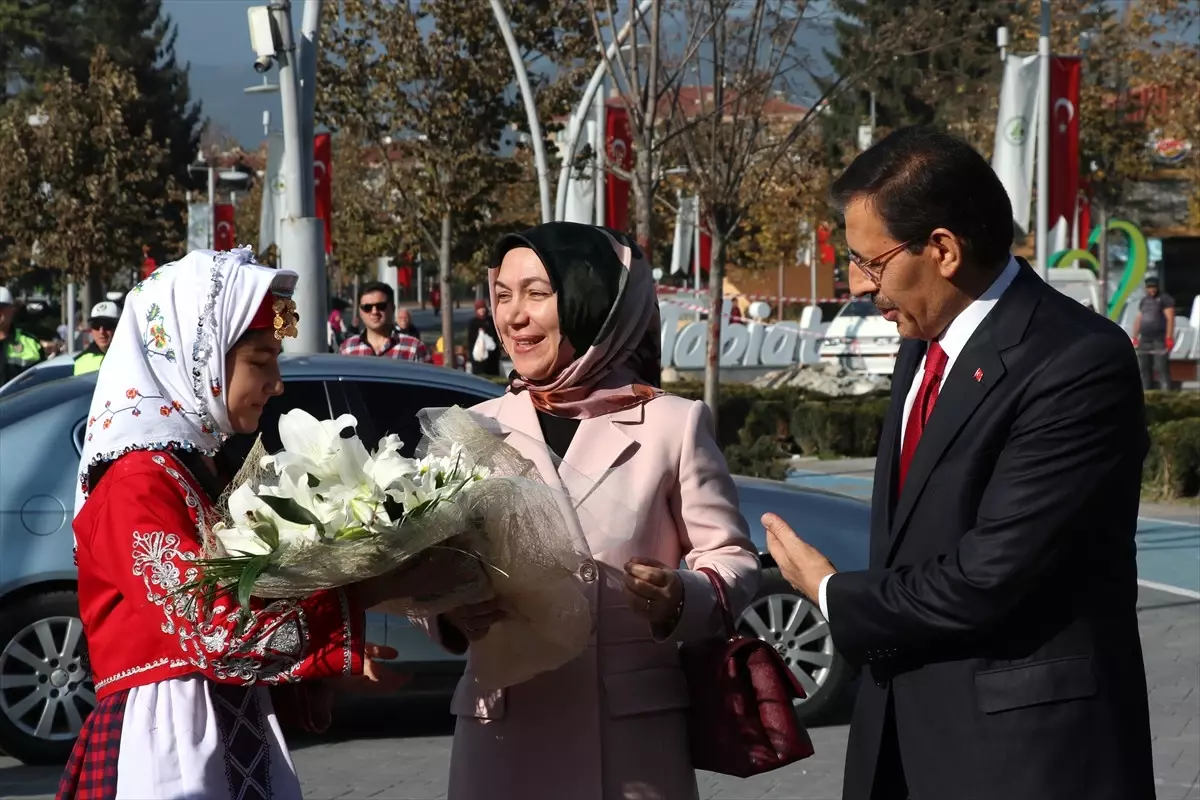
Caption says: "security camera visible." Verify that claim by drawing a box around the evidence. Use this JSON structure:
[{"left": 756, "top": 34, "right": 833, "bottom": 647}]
[{"left": 253, "top": 54, "right": 274, "bottom": 74}]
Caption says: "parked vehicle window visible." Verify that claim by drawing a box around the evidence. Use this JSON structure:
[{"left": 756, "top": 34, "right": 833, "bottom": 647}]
[
  {"left": 837, "top": 300, "right": 881, "bottom": 317},
  {"left": 221, "top": 380, "right": 334, "bottom": 468},
  {"left": 346, "top": 381, "right": 492, "bottom": 457}
]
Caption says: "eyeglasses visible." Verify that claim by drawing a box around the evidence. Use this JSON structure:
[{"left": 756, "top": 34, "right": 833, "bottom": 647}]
[
  {"left": 90, "top": 321, "right": 116, "bottom": 331},
  {"left": 849, "top": 238, "right": 922, "bottom": 285},
  {"left": 360, "top": 302, "right": 390, "bottom": 313}
]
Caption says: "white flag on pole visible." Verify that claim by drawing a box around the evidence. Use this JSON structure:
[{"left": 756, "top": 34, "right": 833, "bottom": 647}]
[
  {"left": 187, "top": 203, "right": 212, "bottom": 252},
  {"left": 259, "top": 132, "right": 286, "bottom": 254},
  {"left": 670, "top": 195, "right": 697, "bottom": 275},
  {"left": 991, "top": 54, "right": 1040, "bottom": 234},
  {"left": 563, "top": 119, "right": 597, "bottom": 224}
]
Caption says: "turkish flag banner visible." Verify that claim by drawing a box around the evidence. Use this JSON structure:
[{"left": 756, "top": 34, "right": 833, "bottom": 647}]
[
  {"left": 314, "top": 133, "right": 333, "bottom": 255},
  {"left": 213, "top": 203, "right": 236, "bottom": 251},
  {"left": 1048, "top": 57, "right": 1082, "bottom": 242},
  {"left": 604, "top": 104, "right": 633, "bottom": 234}
]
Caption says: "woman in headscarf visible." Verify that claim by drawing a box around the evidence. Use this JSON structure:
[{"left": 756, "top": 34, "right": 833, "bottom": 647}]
[
  {"left": 421, "top": 223, "right": 761, "bottom": 800},
  {"left": 59, "top": 249, "right": 418, "bottom": 800}
]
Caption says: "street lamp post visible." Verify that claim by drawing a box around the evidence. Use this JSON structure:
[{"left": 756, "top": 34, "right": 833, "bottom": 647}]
[
  {"left": 1035, "top": 0, "right": 1051, "bottom": 280},
  {"left": 250, "top": 1, "right": 327, "bottom": 354},
  {"left": 555, "top": 0, "right": 657, "bottom": 222},
  {"left": 488, "top": 0, "right": 552, "bottom": 223}
]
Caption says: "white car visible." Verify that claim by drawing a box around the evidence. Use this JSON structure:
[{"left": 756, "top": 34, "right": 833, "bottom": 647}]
[{"left": 819, "top": 299, "right": 901, "bottom": 376}]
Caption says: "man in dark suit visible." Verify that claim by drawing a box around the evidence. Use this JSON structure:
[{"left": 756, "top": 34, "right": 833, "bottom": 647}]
[{"left": 764, "top": 127, "right": 1155, "bottom": 800}]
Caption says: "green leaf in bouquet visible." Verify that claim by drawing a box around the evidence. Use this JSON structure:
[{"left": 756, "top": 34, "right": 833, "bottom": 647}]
[
  {"left": 237, "top": 554, "right": 272, "bottom": 611},
  {"left": 250, "top": 515, "right": 280, "bottom": 550},
  {"left": 334, "top": 525, "right": 373, "bottom": 542},
  {"left": 307, "top": 473, "right": 320, "bottom": 488},
  {"left": 260, "top": 495, "right": 326, "bottom": 534}
]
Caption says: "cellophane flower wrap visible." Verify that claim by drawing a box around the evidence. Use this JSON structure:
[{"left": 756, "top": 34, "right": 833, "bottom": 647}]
[{"left": 190, "top": 406, "right": 594, "bottom": 690}]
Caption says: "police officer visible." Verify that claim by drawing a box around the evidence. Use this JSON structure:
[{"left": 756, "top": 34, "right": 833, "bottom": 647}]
[
  {"left": 1132, "top": 276, "right": 1176, "bottom": 391},
  {"left": 0, "top": 286, "right": 45, "bottom": 385},
  {"left": 73, "top": 300, "right": 121, "bottom": 375}
]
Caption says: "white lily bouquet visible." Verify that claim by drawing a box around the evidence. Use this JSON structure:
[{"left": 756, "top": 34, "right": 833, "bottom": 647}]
[{"left": 187, "top": 406, "right": 595, "bottom": 690}]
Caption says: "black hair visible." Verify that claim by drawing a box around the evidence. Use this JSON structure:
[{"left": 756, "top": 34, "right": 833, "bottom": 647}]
[
  {"left": 358, "top": 281, "right": 394, "bottom": 305},
  {"left": 830, "top": 126, "right": 1014, "bottom": 270}
]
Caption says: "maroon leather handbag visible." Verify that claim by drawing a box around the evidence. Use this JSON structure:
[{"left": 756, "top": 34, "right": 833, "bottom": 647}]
[{"left": 680, "top": 566, "right": 815, "bottom": 777}]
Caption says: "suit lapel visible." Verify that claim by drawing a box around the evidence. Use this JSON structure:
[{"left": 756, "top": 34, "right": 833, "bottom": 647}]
[
  {"left": 885, "top": 262, "right": 1043, "bottom": 564},
  {"left": 871, "top": 339, "right": 921, "bottom": 567}
]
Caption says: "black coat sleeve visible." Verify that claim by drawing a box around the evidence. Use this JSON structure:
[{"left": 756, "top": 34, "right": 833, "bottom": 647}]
[{"left": 825, "top": 333, "right": 1146, "bottom": 654}]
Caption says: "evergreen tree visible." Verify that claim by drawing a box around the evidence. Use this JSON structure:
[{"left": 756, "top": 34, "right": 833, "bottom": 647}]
[
  {"left": 819, "top": 1, "right": 1022, "bottom": 166},
  {"left": 2, "top": 0, "right": 202, "bottom": 249}
]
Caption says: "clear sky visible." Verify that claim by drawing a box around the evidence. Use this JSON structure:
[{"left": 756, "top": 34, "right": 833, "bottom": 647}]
[{"left": 164, "top": 0, "right": 317, "bottom": 67}]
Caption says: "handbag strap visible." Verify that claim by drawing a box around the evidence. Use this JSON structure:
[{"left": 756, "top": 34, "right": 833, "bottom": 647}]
[{"left": 697, "top": 566, "right": 736, "bottom": 638}]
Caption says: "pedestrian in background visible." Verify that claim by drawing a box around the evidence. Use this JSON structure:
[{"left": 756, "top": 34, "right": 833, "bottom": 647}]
[
  {"left": 0, "top": 287, "right": 45, "bottom": 385},
  {"left": 340, "top": 282, "right": 430, "bottom": 362},
  {"left": 1132, "top": 276, "right": 1175, "bottom": 391},
  {"left": 73, "top": 301, "right": 121, "bottom": 375},
  {"left": 466, "top": 299, "right": 500, "bottom": 376}
]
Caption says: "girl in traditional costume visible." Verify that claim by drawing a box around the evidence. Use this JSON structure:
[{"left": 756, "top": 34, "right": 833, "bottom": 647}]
[{"left": 59, "top": 249, "right": 408, "bottom": 800}]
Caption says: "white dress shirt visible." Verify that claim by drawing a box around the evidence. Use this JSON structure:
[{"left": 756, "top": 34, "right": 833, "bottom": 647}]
[{"left": 816, "top": 256, "right": 1022, "bottom": 621}]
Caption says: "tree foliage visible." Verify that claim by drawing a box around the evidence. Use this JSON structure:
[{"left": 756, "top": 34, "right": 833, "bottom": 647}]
[
  {"left": 0, "top": 49, "right": 177, "bottom": 288},
  {"left": 2, "top": 0, "right": 202, "bottom": 252},
  {"left": 820, "top": 0, "right": 1018, "bottom": 162},
  {"left": 319, "top": 0, "right": 592, "bottom": 361}
]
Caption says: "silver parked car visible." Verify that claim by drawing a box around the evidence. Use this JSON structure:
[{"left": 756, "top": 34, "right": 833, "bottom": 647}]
[{"left": 0, "top": 356, "right": 867, "bottom": 764}]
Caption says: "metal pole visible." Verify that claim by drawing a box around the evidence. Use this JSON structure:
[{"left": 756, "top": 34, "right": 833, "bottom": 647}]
[
  {"left": 271, "top": 0, "right": 326, "bottom": 354},
  {"left": 693, "top": 197, "right": 702, "bottom": 322},
  {"left": 594, "top": 78, "right": 607, "bottom": 227},
  {"left": 555, "top": 0, "right": 656, "bottom": 221},
  {"left": 1035, "top": 0, "right": 1051, "bottom": 280},
  {"left": 488, "top": 0, "right": 552, "bottom": 223},
  {"left": 297, "top": 0, "right": 323, "bottom": 207},
  {"left": 1097, "top": 205, "right": 1108, "bottom": 314},
  {"left": 809, "top": 226, "right": 818, "bottom": 310},
  {"left": 207, "top": 165, "right": 216, "bottom": 250},
  {"left": 66, "top": 283, "right": 77, "bottom": 357}
]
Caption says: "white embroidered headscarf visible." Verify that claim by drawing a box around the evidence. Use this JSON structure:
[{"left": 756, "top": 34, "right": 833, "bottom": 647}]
[{"left": 75, "top": 247, "right": 297, "bottom": 517}]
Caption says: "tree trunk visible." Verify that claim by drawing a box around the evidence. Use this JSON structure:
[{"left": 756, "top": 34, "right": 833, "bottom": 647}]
[
  {"left": 634, "top": 142, "right": 654, "bottom": 255},
  {"left": 702, "top": 224, "right": 725, "bottom": 425},
  {"left": 439, "top": 209, "right": 455, "bottom": 369}
]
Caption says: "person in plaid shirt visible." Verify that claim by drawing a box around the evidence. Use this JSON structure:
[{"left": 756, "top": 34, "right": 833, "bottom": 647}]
[{"left": 339, "top": 281, "right": 431, "bottom": 362}]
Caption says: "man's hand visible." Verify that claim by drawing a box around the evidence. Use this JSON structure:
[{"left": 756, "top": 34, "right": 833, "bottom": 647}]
[
  {"left": 1166, "top": 337, "right": 1175, "bottom": 351},
  {"left": 762, "top": 513, "right": 836, "bottom": 603}
]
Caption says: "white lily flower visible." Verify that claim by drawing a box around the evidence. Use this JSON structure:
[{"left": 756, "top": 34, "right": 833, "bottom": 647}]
[
  {"left": 211, "top": 523, "right": 274, "bottom": 557},
  {"left": 266, "top": 409, "right": 360, "bottom": 481}
]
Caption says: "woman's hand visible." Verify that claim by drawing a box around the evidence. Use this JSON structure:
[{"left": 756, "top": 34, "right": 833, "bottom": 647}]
[
  {"left": 443, "top": 599, "right": 507, "bottom": 642},
  {"left": 623, "top": 557, "right": 684, "bottom": 630},
  {"left": 345, "top": 644, "right": 410, "bottom": 694}
]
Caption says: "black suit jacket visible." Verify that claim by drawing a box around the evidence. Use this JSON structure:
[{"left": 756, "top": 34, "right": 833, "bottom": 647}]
[{"left": 827, "top": 263, "right": 1156, "bottom": 800}]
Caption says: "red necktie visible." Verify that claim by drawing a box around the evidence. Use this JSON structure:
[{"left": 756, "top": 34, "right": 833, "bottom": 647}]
[{"left": 898, "top": 341, "right": 948, "bottom": 494}]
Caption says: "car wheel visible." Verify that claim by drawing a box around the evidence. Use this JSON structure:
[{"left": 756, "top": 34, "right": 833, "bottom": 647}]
[
  {"left": 736, "top": 567, "right": 852, "bottom": 723},
  {"left": 0, "top": 591, "right": 95, "bottom": 764}
]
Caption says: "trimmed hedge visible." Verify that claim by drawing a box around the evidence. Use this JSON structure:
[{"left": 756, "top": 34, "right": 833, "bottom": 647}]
[{"left": 662, "top": 383, "right": 1200, "bottom": 497}]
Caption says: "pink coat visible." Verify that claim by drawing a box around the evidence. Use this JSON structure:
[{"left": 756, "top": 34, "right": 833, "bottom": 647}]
[{"left": 422, "top": 390, "right": 761, "bottom": 800}]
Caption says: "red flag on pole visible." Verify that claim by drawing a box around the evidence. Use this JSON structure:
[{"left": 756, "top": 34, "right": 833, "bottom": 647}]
[
  {"left": 314, "top": 133, "right": 333, "bottom": 255},
  {"left": 213, "top": 203, "right": 236, "bottom": 251},
  {"left": 604, "top": 103, "right": 633, "bottom": 233},
  {"left": 1048, "top": 57, "right": 1082, "bottom": 241}
]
